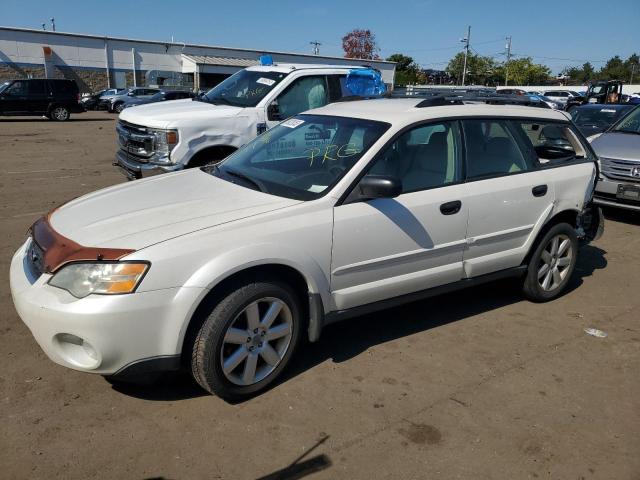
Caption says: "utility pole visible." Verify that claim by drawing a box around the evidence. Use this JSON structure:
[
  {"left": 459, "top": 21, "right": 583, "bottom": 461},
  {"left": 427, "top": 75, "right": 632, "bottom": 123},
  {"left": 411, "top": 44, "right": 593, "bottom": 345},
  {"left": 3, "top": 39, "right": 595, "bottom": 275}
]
[
  {"left": 50, "top": 17, "right": 56, "bottom": 32},
  {"left": 631, "top": 63, "right": 636, "bottom": 84},
  {"left": 504, "top": 36, "right": 512, "bottom": 86},
  {"left": 41, "top": 23, "right": 46, "bottom": 31},
  {"left": 461, "top": 25, "right": 471, "bottom": 86},
  {"left": 310, "top": 41, "right": 322, "bottom": 56}
]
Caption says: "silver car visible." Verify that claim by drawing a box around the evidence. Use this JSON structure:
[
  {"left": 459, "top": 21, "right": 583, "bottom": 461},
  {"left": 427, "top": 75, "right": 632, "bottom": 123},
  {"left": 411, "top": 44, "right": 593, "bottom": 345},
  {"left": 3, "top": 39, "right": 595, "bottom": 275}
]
[{"left": 590, "top": 106, "right": 640, "bottom": 210}]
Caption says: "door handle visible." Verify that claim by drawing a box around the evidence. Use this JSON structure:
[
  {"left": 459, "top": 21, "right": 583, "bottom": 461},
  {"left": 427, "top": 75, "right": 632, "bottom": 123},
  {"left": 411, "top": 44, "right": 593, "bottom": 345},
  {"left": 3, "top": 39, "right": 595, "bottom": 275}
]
[
  {"left": 532, "top": 185, "right": 548, "bottom": 197},
  {"left": 440, "top": 200, "right": 462, "bottom": 215}
]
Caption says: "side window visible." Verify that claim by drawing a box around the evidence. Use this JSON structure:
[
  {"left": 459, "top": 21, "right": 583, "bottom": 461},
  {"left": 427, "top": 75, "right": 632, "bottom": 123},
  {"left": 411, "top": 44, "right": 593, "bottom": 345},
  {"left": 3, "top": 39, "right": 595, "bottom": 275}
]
[
  {"left": 5, "top": 81, "right": 27, "bottom": 96},
  {"left": 28, "top": 80, "right": 47, "bottom": 95},
  {"left": 366, "top": 121, "right": 462, "bottom": 193},
  {"left": 327, "top": 75, "right": 351, "bottom": 102},
  {"left": 277, "top": 76, "right": 328, "bottom": 119},
  {"left": 515, "top": 121, "right": 583, "bottom": 163},
  {"left": 462, "top": 119, "right": 531, "bottom": 178}
]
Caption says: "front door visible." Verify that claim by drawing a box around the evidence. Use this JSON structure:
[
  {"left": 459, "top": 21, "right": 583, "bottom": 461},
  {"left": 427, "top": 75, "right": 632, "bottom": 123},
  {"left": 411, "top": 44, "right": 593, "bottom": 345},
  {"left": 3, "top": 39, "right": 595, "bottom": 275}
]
[
  {"left": 266, "top": 75, "right": 329, "bottom": 130},
  {"left": 331, "top": 121, "right": 469, "bottom": 311},
  {"left": 0, "top": 80, "right": 29, "bottom": 114}
]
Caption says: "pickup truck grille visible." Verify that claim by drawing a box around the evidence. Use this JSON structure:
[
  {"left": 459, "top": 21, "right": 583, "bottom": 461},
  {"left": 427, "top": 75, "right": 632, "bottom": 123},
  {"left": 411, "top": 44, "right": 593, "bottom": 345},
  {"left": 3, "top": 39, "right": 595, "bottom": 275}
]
[
  {"left": 600, "top": 157, "right": 640, "bottom": 183},
  {"left": 117, "top": 120, "right": 155, "bottom": 161}
]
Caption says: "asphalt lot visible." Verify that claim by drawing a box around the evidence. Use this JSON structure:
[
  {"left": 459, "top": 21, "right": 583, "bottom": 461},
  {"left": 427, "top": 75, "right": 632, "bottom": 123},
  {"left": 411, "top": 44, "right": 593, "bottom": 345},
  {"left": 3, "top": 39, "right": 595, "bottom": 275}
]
[{"left": 1, "top": 111, "right": 639, "bottom": 480}]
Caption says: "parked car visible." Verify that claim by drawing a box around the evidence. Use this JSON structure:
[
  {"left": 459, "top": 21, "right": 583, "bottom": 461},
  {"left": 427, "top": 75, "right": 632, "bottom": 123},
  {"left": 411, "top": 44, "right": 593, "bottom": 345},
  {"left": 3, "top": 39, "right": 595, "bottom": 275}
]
[
  {"left": 101, "top": 87, "right": 161, "bottom": 113},
  {"left": 588, "top": 105, "right": 640, "bottom": 211},
  {"left": 0, "top": 78, "right": 84, "bottom": 121},
  {"left": 115, "top": 64, "right": 386, "bottom": 179},
  {"left": 81, "top": 88, "right": 125, "bottom": 110},
  {"left": 543, "top": 90, "right": 583, "bottom": 106},
  {"left": 120, "top": 90, "right": 195, "bottom": 109},
  {"left": 10, "top": 98, "right": 603, "bottom": 400},
  {"left": 526, "top": 94, "right": 561, "bottom": 110},
  {"left": 497, "top": 88, "right": 526, "bottom": 95},
  {"left": 569, "top": 103, "right": 635, "bottom": 137}
]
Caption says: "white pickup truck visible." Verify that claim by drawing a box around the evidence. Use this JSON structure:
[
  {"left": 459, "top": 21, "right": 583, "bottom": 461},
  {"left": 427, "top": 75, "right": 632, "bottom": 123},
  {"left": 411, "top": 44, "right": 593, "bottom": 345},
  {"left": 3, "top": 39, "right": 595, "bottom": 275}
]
[{"left": 115, "top": 63, "right": 381, "bottom": 179}]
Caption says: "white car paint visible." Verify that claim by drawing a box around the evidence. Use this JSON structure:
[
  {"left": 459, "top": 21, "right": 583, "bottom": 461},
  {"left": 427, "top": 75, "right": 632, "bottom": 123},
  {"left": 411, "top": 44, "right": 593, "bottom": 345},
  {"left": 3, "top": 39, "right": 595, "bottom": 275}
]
[
  {"left": 117, "top": 64, "right": 367, "bottom": 177},
  {"left": 11, "top": 100, "right": 598, "bottom": 377}
]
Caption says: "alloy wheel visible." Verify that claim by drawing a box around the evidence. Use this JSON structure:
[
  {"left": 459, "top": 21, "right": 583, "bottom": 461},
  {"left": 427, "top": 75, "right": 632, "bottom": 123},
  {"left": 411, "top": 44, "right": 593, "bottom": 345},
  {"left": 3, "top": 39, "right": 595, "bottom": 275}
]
[
  {"left": 52, "top": 107, "right": 69, "bottom": 121},
  {"left": 537, "top": 233, "right": 573, "bottom": 291},
  {"left": 220, "top": 297, "right": 293, "bottom": 386}
]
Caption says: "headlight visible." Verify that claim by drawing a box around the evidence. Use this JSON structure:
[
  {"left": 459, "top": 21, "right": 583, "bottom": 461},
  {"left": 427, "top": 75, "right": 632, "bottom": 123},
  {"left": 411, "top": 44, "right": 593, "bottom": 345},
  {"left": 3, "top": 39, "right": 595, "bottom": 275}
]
[
  {"left": 49, "top": 262, "right": 149, "bottom": 298},
  {"left": 148, "top": 128, "right": 179, "bottom": 158}
]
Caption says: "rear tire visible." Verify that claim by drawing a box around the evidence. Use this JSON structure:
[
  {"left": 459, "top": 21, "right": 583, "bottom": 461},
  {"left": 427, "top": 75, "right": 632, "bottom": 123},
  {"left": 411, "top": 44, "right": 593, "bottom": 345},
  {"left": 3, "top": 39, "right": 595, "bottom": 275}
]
[
  {"left": 523, "top": 223, "right": 578, "bottom": 302},
  {"left": 191, "top": 279, "right": 302, "bottom": 401},
  {"left": 49, "top": 106, "right": 70, "bottom": 121}
]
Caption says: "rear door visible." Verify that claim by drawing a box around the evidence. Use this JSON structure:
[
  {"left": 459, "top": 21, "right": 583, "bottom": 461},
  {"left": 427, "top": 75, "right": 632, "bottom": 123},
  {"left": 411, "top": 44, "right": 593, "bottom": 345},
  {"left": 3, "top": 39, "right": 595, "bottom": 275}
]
[{"left": 461, "top": 118, "right": 556, "bottom": 278}]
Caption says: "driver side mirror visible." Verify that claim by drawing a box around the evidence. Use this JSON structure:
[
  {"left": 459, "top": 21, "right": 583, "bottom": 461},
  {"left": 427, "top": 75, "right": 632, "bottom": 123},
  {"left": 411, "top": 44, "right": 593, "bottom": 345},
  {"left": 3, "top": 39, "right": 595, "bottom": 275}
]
[
  {"left": 127, "top": 92, "right": 135, "bottom": 96},
  {"left": 357, "top": 175, "right": 402, "bottom": 200},
  {"left": 267, "top": 101, "right": 281, "bottom": 121}
]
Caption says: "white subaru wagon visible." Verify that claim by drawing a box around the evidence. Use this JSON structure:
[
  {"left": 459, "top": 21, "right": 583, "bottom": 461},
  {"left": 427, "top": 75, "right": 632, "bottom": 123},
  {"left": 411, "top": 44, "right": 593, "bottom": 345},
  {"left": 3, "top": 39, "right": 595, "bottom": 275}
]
[{"left": 10, "top": 98, "right": 603, "bottom": 400}]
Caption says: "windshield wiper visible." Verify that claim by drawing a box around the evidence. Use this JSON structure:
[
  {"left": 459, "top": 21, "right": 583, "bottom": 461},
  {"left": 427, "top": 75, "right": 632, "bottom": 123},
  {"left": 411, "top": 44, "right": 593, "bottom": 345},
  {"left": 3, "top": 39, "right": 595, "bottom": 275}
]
[{"left": 224, "top": 168, "right": 265, "bottom": 192}]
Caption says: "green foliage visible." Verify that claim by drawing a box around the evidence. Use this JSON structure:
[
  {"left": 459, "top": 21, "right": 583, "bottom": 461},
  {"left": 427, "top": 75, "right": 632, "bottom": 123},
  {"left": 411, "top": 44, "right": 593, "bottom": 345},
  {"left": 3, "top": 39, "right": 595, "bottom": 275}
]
[
  {"left": 446, "top": 52, "right": 501, "bottom": 85},
  {"left": 562, "top": 54, "right": 639, "bottom": 84},
  {"left": 386, "top": 53, "right": 421, "bottom": 85}
]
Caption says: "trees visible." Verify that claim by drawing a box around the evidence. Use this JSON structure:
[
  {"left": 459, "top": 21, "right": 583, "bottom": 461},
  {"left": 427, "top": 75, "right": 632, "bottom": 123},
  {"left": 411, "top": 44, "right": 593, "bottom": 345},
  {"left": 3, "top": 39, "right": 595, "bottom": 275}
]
[
  {"left": 342, "top": 29, "right": 380, "bottom": 60},
  {"left": 494, "top": 57, "right": 551, "bottom": 85},
  {"left": 446, "top": 52, "right": 500, "bottom": 85},
  {"left": 386, "top": 53, "right": 421, "bottom": 85}
]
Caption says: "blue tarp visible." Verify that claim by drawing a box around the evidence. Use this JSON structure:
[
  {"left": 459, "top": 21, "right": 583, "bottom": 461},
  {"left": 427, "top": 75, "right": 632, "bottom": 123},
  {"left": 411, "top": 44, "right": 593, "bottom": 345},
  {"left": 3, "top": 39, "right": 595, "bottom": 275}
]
[{"left": 345, "top": 68, "right": 387, "bottom": 97}]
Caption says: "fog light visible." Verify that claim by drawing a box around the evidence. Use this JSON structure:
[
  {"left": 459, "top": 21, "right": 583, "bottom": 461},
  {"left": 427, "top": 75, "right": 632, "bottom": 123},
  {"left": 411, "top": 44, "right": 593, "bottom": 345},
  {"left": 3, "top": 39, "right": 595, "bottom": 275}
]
[{"left": 53, "top": 333, "right": 101, "bottom": 369}]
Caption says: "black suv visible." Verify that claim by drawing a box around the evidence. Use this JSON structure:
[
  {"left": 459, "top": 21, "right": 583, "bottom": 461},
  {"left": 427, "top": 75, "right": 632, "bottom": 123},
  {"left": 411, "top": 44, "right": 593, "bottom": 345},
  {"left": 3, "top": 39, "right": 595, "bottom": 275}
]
[{"left": 0, "top": 79, "right": 84, "bottom": 121}]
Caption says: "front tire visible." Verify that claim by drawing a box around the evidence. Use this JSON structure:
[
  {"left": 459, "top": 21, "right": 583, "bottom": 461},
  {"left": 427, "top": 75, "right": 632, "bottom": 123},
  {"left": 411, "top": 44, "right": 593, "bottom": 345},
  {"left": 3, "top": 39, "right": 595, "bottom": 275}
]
[
  {"left": 523, "top": 222, "right": 578, "bottom": 302},
  {"left": 114, "top": 102, "right": 125, "bottom": 113},
  {"left": 191, "top": 279, "right": 302, "bottom": 401}
]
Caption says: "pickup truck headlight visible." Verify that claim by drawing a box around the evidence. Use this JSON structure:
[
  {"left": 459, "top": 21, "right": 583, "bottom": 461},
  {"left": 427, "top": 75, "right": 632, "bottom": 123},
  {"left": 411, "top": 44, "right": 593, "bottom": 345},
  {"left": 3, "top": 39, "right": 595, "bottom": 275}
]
[
  {"left": 149, "top": 128, "right": 179, "bottom": 159},
  {"left": 49, "top": 262, "right": 149, "bottom": 298}
]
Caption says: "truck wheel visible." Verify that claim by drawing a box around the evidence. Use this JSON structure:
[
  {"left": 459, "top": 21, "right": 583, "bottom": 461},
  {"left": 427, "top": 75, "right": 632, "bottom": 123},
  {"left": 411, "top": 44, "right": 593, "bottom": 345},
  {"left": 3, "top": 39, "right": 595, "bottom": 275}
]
[
  {"left": 50, "top": 106, "right": 70, "bottom": 121},
  {"left": 522, "top": 223, "right": 578, "bottom": 302},
  {"left": 191, "top": 279, "right": 302, "bottom": 401}
]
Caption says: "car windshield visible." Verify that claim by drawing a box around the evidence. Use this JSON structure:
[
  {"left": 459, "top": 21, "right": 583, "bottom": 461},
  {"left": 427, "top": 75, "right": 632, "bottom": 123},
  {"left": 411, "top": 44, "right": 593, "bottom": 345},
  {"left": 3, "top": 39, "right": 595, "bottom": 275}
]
[
  {"left": 205, "top": 114, "right": 390, "bottom": 200},
  {"left": 0, "top": 82, "right": 10, "bottom": 94},
  {"left": 611, "top": 106, "right": 640, "bottom": 134},
  {"left": 572, "top": 106, "right": 631, "bottom": 127},
  {"left": 201, "top": 69, "right": 288, "bottom": 108}
]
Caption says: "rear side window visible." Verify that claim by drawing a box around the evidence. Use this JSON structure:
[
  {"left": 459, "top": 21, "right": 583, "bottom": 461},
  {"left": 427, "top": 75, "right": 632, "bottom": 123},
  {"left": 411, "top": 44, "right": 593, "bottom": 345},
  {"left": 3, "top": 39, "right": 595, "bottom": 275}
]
[
  {"left": 514, "top": 121, "right": 585, "bottom": 163},
  {"left": 28, "top": 80, "right": 47, "bottom": 95},
  {"left": 51, "top": 81, "right": 77, "bottom": 94},
  {"left": 462, "top": 119, "right": 532, "bottom": 178}
]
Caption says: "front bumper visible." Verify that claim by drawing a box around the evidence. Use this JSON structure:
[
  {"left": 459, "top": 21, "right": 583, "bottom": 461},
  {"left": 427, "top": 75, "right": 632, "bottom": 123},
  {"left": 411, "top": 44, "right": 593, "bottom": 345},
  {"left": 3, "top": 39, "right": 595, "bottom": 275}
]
[
  {"left": 115, "top": 150, "right": 184, "bottom": 180},
  {"left": 594, "top": 175, "right": 640, "bottom": 211},
  {"left": 10, "top": 239, "right": 205, "bottom": 376}
]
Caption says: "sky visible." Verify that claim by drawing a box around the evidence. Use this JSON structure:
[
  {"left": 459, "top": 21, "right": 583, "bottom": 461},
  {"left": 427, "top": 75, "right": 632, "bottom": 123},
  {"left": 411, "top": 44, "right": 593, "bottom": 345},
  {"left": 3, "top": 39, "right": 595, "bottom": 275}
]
[{"left": 2, "top": 0, "right": 639, "bottom": 74}]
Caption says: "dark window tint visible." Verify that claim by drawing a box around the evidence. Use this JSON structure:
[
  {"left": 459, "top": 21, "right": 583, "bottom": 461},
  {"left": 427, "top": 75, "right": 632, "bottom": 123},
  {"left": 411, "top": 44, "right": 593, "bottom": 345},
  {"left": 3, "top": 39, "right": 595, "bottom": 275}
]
[
  {"left": 462, "top": 119, "right": 531, "bottom": 178},
  {"left": 327, "top": 75, "right": 350, "bottom": 102},
  {"left": 5, "top": 81, "right": 27, "bottom": 96},
  {"left": 50, "top": 80, "right": 77, "bottom": 94},
  {"left": 367, "top": 121, "right": 462, "bottom": 193},
  {"left": 28, "top": 80, "right": 47, "bottom": 95}
]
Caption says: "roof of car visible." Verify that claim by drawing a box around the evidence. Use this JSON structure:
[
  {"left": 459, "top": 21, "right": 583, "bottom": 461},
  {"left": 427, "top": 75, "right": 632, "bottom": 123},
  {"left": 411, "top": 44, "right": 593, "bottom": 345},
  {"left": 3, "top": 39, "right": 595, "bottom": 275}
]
[
  {"left": 306, "top": 98, "right": 571, "bottom": 124},
  {"left": 246, "top": 63, "right": 369, "bottom": 73}
]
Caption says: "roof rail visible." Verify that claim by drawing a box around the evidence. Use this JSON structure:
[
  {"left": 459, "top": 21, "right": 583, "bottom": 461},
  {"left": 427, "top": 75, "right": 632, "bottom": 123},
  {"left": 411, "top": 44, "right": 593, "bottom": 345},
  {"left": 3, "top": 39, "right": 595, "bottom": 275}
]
[{"left": 414, "top": 94, "right": 550, "bottom": 109}]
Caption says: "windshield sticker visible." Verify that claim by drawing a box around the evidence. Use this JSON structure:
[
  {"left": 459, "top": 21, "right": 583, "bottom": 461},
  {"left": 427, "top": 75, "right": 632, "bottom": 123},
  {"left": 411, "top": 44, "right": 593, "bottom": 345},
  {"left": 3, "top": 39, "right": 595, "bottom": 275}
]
[
  {"left": 307, "top": 185, "right": 326, "bottom": 193},
  {"left": 282, "top": 118, "right": 305, "bottom": 128},
  {"left": 256, "top": 77, "right": 276, "bottom": 87},
  {"left": 600, "top": 109, "right": 616, "bottom": 113}
]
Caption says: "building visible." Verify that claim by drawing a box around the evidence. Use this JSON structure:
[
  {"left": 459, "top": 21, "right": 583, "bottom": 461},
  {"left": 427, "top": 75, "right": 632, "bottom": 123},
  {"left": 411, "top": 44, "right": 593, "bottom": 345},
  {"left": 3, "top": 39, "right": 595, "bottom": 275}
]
[{"left": 0, "top": 26, "right": 396, "bottom": 93}]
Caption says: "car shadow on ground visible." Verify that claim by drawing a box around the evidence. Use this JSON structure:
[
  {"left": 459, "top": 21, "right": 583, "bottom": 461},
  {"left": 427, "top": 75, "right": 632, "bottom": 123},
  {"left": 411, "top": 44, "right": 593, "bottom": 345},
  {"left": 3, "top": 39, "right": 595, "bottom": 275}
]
[
  {"left": 602, "top": 207, "right": 640, "bottom": 226},
  {"left": 111, "top": 245, "right": 607, "bottom": 403},
  {"left": 0, "top": 117, "right": 113, "bottom": 122}
]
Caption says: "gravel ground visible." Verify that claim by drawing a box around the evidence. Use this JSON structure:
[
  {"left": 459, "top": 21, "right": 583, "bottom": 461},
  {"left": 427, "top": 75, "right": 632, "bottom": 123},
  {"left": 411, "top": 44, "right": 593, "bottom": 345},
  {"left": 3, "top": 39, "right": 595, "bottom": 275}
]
[{"left": 1, "top": 111, "right": 638, "bottom": 479}]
